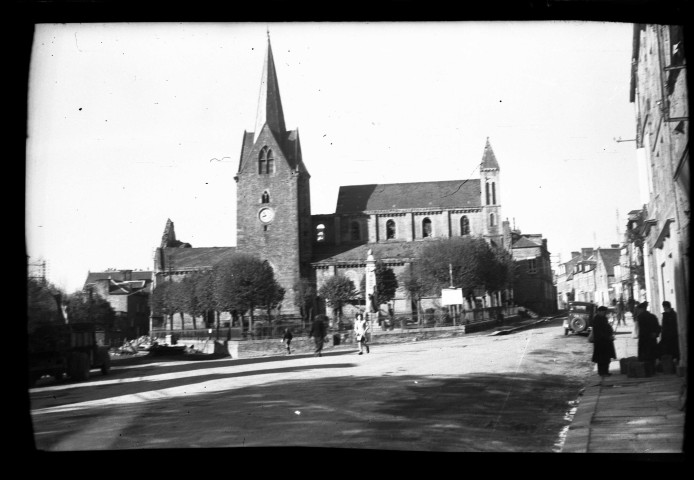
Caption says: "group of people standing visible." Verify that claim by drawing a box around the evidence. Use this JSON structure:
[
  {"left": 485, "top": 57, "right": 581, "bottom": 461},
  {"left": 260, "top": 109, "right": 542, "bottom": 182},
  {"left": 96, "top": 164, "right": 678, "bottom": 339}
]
[{"left": 592, "top": 299, "right": 680, "bottom": 376}]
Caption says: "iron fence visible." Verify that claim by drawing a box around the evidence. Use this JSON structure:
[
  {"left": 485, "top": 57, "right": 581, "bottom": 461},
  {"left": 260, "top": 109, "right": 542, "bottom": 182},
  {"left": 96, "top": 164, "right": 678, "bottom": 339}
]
[{"left": 150, "top": 306, "right": 515, "bottom": 342}]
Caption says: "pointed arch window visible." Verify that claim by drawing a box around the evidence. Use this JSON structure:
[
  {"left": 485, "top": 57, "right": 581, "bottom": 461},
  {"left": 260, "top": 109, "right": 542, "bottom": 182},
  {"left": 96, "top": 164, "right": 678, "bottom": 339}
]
[
  {"left": 386, "top": 219, "right": 396, "bottom": 240},
  {"left": 261, "top": 190, "right": 270, "bottom": 204},
  {"left": 350, "top": 221, "right": 361, "bottom": 242},
  {"left": 491, "top": 182, "right": 496, "bottom": 204},
  {"left": 460, "top": 216, "right": 470, "bottom": 236},
  {"left": 267, "top": 152, "right": 275, "bottom": 174},
  {"left": 258, "top": 147, "right": 275, "bottom": 174},
  {"left": 422, "top": 217, "right": 432, "bottom": 238},
  {"left": 316, "top": 224, "right": 326, "bottom": 243},
  {"left": 485, "top": 182, "right": 491, "bottom": 205}
]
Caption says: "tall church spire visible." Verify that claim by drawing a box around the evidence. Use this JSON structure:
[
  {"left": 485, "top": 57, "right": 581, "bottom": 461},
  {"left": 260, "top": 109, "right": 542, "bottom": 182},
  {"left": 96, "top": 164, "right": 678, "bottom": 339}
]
[
  {"left": 480, "top": 137, "right": 500, "bottom": 170},
  {"left": 253, "top": 33, "right": 287, "bottom": 144}
]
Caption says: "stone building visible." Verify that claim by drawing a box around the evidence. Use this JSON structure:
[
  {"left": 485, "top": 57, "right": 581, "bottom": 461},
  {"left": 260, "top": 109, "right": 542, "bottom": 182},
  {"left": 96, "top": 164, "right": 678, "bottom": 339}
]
[
  {"left": 152, "top": 35, "right": 551, "bottom": 324},
  {"left": 616, "top": 208, "right": 648, "bottom": 304},
  {"left": 508, "top": 232, "right": 557, "bottom": 315},
  {"left": 630, "top": 23, "right": 688, "bottom": 375}
]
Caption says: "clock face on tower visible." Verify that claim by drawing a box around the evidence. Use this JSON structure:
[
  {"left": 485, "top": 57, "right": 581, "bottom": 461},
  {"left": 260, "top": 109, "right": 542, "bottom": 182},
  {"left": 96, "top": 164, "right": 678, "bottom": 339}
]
[{"left": 258, "top": 207, "right": 275, "bottom": 224}]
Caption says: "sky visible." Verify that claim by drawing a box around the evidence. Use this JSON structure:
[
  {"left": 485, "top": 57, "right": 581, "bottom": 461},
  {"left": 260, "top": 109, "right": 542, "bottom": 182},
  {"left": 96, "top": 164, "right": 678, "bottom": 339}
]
[{"left": 26, "top": 21, "right": 646, "bottom": 293}]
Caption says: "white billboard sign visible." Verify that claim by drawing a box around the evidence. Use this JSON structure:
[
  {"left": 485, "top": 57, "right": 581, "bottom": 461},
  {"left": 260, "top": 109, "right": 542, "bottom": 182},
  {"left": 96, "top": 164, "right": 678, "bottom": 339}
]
[{"left": 441, "top": 288, "right": 464, "bottom": 306}]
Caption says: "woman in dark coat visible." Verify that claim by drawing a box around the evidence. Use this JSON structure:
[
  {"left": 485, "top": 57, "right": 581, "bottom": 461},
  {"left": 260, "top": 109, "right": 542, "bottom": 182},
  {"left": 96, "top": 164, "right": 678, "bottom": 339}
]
[
  {"left": 635, "top": 301, "right": 661, "bottom": 369},
  {"left": 591, "top": 306, "right": 617, "bottom": 376},
  {"left": 659, "top": 301, "right": 680, "bottom": 363}
]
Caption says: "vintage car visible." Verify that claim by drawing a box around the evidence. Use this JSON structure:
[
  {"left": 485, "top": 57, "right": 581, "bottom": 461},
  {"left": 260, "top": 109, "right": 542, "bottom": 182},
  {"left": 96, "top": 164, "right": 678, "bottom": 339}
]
[{"left": 563, "top": 301, "right": 596, "bottom": 335}]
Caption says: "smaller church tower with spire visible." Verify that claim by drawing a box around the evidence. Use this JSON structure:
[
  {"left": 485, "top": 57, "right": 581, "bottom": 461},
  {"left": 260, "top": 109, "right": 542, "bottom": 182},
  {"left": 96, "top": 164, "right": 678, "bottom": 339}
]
[
  {"left": 480, "top": 138, "right": 502, "bottom": 243},
  {"left": 234, "top": 33, "right": 313, "bottom": 316}
]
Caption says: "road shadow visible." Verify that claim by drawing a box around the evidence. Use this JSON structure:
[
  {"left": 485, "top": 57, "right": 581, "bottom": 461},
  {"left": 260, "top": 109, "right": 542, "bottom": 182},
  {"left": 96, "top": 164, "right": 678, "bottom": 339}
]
[
  {"left": 29, "top": 360, "right": 358, "bottom": 406},
  {"left": 30, "top": 371, "right": 585, "bottom": 452}
]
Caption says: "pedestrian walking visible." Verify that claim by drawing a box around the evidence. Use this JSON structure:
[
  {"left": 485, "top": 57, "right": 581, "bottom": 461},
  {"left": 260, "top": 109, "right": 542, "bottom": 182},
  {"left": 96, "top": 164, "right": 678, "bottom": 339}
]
[
  {"left": 616, "top": 298, "right": 626, "bottom": 326},
  {"left": 353, "top": 313, "right": 370, "bottom": 355},
  {"left": 309, "top": 315, "right": 327, "bottom": 357},
  {"left": 659, "top": 301, "right": 680, "bottom": 364},
  {"left": 635, "top": 301, "right": 661, "bottom": 371},
  {"left": 591, "top": 306, "right": 617, "bottom": 377},
  {"left": 282, "top": 328, "right": 293, "bottom": 355}
]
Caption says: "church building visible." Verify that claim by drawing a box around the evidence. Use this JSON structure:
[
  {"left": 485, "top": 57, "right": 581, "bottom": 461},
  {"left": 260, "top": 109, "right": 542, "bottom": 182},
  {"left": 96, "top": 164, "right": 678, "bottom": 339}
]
[{"left": 153, "top": 35, "right": 512, "bottom": 322}]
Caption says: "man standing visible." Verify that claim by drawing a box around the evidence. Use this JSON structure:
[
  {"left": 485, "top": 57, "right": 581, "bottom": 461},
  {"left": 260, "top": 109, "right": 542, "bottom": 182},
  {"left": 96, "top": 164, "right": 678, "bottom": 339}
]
[
  {"left": 309, "top": 315, "right": 327, "bottom": 357},
  {"left": 635, "top": 301, "right": 661, "bottom": 371},
  {"left": 591, "top": 306, "right": 617, "bottom": 376},
  {"left": 659, "top": 301, "right": 680, "bottom": 365}
]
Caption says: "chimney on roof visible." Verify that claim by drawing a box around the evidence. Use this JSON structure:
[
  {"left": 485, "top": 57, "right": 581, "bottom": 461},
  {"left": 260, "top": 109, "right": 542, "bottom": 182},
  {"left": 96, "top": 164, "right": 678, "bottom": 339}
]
[{"left": 572, "top": 251, "right": 580, "bottom": 258}]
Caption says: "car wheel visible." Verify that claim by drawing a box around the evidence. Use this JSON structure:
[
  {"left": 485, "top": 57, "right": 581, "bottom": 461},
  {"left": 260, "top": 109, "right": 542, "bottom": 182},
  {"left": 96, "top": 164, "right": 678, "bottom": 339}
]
[{"left": 571, "top": 317, "right": 587, "bottom": 333}]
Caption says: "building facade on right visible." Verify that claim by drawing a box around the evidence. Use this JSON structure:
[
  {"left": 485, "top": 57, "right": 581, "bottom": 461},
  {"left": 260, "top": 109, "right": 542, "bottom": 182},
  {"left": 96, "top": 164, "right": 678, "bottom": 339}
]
[{"left": 630, "top": 24, "right": 689, "bottom": 376}]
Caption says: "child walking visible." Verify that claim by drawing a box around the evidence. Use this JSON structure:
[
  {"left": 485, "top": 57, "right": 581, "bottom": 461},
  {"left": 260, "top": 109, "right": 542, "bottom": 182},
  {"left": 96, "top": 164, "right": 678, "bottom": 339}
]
[{"left": 282, "top": 328, "right": 293, "bottom": 355}]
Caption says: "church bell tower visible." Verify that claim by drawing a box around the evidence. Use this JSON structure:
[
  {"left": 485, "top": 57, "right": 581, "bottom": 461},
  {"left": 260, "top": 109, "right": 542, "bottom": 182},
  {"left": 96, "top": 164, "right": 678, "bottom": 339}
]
[
  {"left": 480, "top": 137, "right": 502, "bottom": 244},
  {"left": 234, "top": 33, "right": 313, "bottom": 316}
]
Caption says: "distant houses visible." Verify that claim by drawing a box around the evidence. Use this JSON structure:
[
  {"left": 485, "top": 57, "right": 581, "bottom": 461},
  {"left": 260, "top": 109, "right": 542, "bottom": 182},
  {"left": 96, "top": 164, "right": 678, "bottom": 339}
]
[
  {"left": 555, "top": 245, "right": 623, "bottom": 309},
  {"left": 83, "top": 269, "right": 153, "bottom": 340}
]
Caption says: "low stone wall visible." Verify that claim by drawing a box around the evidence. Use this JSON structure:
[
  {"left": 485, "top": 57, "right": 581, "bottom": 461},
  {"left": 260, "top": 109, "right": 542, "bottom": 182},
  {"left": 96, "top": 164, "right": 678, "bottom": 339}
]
[
  {"left": 197, "top": 315, "right": 525, "bottom": 359},
  {"left": 225, "top": 331, "right": 359, "bottom": 358}
]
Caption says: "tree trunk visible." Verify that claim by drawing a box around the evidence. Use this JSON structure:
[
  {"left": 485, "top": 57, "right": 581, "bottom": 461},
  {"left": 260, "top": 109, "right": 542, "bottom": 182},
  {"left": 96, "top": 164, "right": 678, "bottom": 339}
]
[
  {"left": 249, "top": 306, "right": 254, "bottom": 335},
  {"left": 169, "top": 314, "right": 174, "bottom": 331},
  {"left": 179, "top": 312, "right": 185, "bottom": 330},
  {"left": 192, "top": 314, "right": 197, "bottom": 330}
]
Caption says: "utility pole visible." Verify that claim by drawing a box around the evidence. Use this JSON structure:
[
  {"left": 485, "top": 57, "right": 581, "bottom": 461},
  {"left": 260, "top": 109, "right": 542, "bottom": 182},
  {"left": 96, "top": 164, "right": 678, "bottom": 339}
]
[{"left": 449, "top": 263, "right": 457, "bottom": 326}]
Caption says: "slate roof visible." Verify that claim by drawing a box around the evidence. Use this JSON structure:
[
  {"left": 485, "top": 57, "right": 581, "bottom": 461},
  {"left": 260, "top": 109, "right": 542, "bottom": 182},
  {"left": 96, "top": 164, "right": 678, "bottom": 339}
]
[
  {"left": 597, "top": 248, "right": 621, "bottom": 275},
  {"left": 159, "top": 246, "right": 237, "bottom": 271},
  {"left": 512, "top": 236, "right": 541, "bottom": 249},
  {"left": 312, "top": 240, "right": 436, "bottom": 266},
  {"left": 335, "top": 179, "right": 481, "bottom": 214},
  {"left": 253, "top": 36, "right": 287, "bottom": 143},
  {"left": 480, "top": 137, "right": 500, "bottom": 170},
  {"left": 84, "top": 270, "right": 152, "bottom": 286},
  {"left": 107, "top": 279, "right": 149, "bottom": 295}
]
